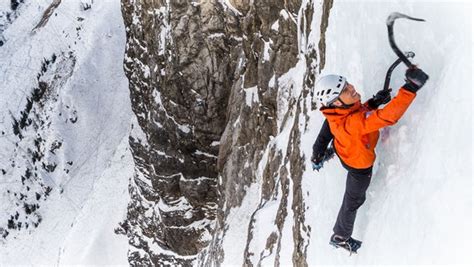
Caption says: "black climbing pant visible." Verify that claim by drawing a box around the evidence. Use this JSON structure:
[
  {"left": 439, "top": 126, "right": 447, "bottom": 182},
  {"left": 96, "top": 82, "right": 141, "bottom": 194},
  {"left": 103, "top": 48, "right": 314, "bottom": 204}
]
[{"left": 333, "top": 160, "right": 373, "bottom": 239}]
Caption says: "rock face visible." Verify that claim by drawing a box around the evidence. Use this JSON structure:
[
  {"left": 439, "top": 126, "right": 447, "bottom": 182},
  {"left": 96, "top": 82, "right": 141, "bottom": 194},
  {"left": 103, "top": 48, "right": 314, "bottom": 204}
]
[
  {"left": 120, "top": 0, "right": 333, "bottom": 265},
  {"left": 120, "top": 1, "right": 237, "bottom": 265}
]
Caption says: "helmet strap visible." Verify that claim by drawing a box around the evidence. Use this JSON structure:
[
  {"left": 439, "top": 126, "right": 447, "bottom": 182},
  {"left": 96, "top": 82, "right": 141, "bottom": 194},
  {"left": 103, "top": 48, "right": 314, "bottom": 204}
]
[{"left": 335, "top": 96, "right": 354, "bottom": 109}]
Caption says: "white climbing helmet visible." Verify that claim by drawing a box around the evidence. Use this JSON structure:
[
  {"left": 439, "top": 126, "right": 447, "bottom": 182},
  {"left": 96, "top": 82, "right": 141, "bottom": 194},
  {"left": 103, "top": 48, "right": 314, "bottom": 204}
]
[{"left": 314, "top": 74, "right": 347, "bottom": 107}]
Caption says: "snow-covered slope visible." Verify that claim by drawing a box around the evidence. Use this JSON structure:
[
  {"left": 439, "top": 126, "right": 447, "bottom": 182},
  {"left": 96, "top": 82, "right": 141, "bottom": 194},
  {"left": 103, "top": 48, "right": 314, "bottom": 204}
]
[{"left": 0, "top": 1, "right": 131, "bottom": 264}]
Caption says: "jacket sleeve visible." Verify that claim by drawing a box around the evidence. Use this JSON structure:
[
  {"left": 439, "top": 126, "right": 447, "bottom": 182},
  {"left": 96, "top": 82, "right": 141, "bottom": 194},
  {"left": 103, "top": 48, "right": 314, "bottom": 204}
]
[
  {"left": 312, "top": 119, "right": 334, "bottom": 158},
  {"left": 348, "top": 88, "right": 416, "bottom": 134}
]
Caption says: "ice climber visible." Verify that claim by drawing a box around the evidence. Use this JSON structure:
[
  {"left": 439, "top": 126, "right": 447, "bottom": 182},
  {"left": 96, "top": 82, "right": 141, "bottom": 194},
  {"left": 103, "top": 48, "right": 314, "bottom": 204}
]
[{"left": 311, "top": 67, "right": 429, "bottom": 253}]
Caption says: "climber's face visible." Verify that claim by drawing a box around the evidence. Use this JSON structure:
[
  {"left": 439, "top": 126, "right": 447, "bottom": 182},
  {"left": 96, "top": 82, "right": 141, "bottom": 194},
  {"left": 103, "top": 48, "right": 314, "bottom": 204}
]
[{"left": 335, "top": 83, "right": 360, "bottom": 106}]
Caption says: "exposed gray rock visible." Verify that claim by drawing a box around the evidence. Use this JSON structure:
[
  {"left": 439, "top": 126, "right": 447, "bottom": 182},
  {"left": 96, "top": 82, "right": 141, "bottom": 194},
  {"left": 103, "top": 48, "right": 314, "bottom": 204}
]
[
  {"left": 120, "top": 0, "right": 333, "bottom": 265},
  {"left": 120, "top": 0, "right": 240, "bottom": 264}
]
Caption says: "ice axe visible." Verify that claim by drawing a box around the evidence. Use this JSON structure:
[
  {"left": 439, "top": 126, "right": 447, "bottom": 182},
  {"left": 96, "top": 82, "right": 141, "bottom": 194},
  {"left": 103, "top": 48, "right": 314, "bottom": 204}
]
[
  {"left": 386, "top": 12, "right": 425, "bottom": 68},
  {"left": 373, "top": 51, "right": 415, "bottom": 103},
  {"left": 383, "top": 51, "right": 415, "bottom": 92}
]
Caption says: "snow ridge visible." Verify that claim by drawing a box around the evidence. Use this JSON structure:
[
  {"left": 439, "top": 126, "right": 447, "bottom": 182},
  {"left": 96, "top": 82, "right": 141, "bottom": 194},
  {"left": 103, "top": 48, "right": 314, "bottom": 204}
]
[{"left": 0, "top": 1, "right": 131, "bottom": 264}]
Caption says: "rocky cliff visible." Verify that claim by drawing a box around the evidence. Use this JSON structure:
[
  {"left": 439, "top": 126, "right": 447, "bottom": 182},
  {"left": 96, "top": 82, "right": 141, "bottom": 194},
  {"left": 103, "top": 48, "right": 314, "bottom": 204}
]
[
  {"left": 1, "top": 0, "right": 470, "bottom": 266},
  {"left": 1, "top": 1, "right": 471, "bottom": 266},
  {"left": 120, "top": 0, "right": 333, "bottom": 265}
]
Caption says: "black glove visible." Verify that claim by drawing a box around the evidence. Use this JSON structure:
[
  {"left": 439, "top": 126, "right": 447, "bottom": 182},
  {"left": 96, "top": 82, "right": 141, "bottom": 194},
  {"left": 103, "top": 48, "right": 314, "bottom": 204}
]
[
  {"left": 311, "top": 152, "right": 324, "bottom": 171},
  {"left": 311, "top": 152, "right": 323, "bottom": 163},
  {"left": 311, "top": 146, "right": 335, "bottom": 171},
  {"left": 368, "top": 88, "right": 392, "bottom": 109},
  {"left": 403, "top": 67, "right": 429, "bottom": 93}
]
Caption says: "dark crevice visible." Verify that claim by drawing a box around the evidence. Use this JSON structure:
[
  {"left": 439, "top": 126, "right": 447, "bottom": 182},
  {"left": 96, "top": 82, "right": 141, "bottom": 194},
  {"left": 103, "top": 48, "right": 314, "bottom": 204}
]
[
  {"left": 32, "top": 0, "right": 62, "bottom": 32},
  {"left": 318, "top": 0, "right": 334, "bottom": 72}
]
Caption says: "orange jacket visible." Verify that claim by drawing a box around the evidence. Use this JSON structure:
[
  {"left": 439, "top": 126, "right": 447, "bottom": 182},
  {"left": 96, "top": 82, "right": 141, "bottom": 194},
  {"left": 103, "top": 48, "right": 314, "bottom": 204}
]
[{"left": 321, "top": 87, "right": 416, "bottom": 169}]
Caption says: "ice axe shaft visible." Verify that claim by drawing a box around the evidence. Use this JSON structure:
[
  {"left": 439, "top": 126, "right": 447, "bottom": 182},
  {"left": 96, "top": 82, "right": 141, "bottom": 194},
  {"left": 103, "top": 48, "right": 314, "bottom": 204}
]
[
  {"left": 386, "top": 12, "right": 425, "bottom": 67},
  {"left": 383, "top": 51, "right": 415, "bottom": 91}
]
